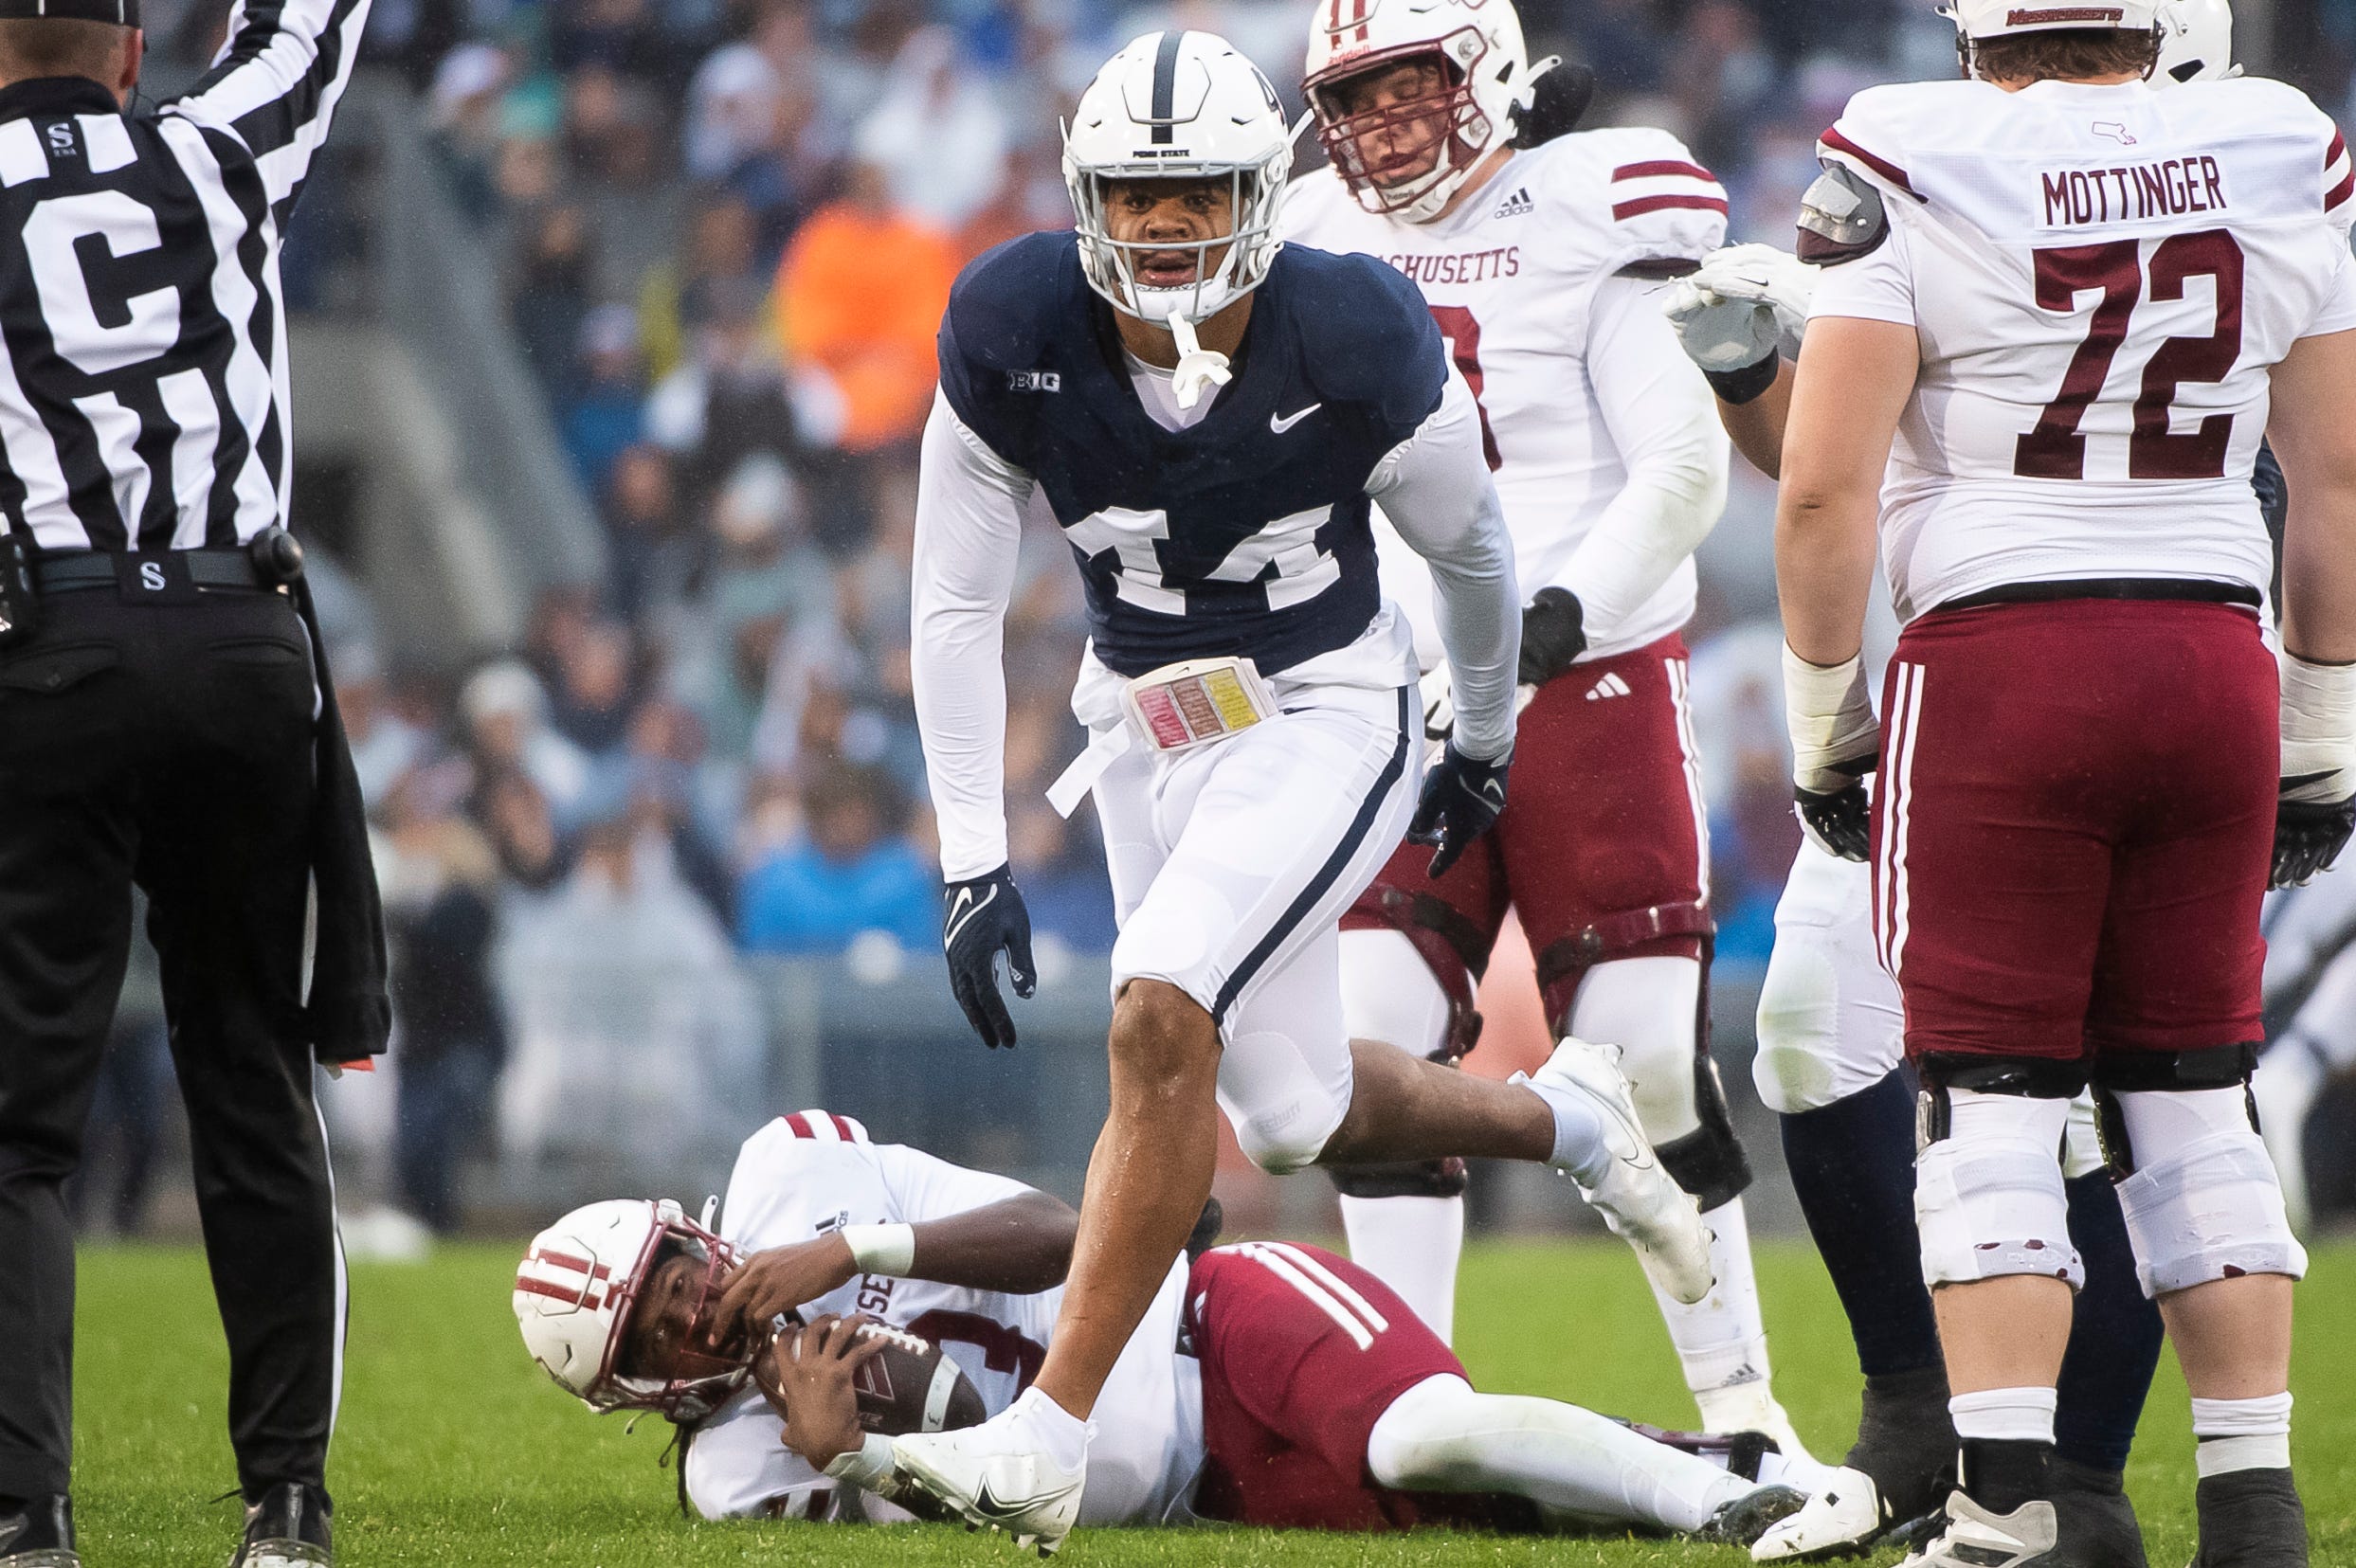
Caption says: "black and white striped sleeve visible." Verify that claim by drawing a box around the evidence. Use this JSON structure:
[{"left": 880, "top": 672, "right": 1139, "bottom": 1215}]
[{"left": 165, "top": 0, "right": 374, "bottom": 222}]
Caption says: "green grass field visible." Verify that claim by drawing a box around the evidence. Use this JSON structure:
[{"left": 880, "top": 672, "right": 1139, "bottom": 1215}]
[{"left": 68, "top": 1238, "right": 2356, "bottom": 1567}]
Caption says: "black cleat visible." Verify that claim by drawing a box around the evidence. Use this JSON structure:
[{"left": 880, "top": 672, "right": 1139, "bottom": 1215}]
[
  {"left": 0, "top": 1494, "right": 77, "bottom": 1568},
  {"left": 230, "top": 1483, "right": 332, "bottom": 1567},
  {"left": 2049, "top": 1458, "right": 2148, "bottom": 1568},
  {"left": 1699, "top": 1484, "right": 1807, "bottom": 1545},
  {"left": 2193, "top": 1469, "right": 2308, "bottom": 1568},
  {"left": 1848, "top": 1365, "right": 1959, "bottom": 1523}
]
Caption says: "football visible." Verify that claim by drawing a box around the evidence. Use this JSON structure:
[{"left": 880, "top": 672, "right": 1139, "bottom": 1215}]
[{"left": 754, "top": 1318, "right": 987, "bottom": 1437}]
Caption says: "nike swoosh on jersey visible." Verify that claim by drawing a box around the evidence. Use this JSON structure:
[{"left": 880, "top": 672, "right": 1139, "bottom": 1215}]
[
  {"left": 945, "top": 884, "right": 997, "bottom": 948},
  {"left": 1269, "top": 403, "right": 1322, "bottom": 434}
]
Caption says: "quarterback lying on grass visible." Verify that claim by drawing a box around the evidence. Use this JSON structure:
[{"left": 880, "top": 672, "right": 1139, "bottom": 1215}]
[{"left": 513, "top": 1110, "right": 1826, "bottom": 1543}]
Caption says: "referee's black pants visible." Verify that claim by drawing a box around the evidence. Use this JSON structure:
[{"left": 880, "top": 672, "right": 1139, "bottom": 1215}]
[{"left": 0, "top": 589, "right": 341, "bottom": 1505}]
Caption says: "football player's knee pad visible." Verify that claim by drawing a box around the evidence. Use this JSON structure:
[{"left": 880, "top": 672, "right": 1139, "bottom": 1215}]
[
  {"left": 1752, "top": 918, "right": 1905, "bottom": 1115},
  {"left": 1656, "top": 1055, "right": 1753, "bottom": 1211},
  {"left": 1536, "top": 901, "right": 1713, "bottom": 1043},
  {"left": 1913, "top": 1076, "right": 2082, "bottom": 1289},
  {"left": 1565, "top": 952, "right": 1707, "bottom": 1139},
  {"left": 1220, "top": 1054, "right": 1348, "bottom": 1175},
  {"left": 1329, "top": 1156, "right": 1470, "bottom": 1201},
  {"left": 1342, "top": 886, "right": 1486, "bottom": 1060},
  {"left": 2099, "top": 1081, "right": 2308, "bottom": 1298}
]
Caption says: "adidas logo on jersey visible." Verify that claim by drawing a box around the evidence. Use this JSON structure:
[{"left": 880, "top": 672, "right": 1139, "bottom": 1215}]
[
  {"left": 1586, "top": 673, "right": 1631, "bottom": 701},
  {"left": 1492, "top": 186, "right": 1534, "bottom": 220}
]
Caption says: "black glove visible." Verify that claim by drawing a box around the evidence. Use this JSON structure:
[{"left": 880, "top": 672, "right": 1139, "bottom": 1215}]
[
  {"left": 1407, "top": 742, "right": 1511, "bottom": 878},
  {"left": 1796, "top": 777, "right": 1873, "bottom": 863},
  {"left": 1518, "top": 587, "right": 1587, "bottom": 689},
  {"left": 942, "top": 865, "right": 1036, "bottom": 1049},
  {"left": 2273, "top": 796, "right": 2356, "bottom": 890}
]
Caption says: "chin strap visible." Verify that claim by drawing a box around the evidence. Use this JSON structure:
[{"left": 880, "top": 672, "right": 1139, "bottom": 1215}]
[{"left": 1168, "top": 308, "right": 1233, "bottom": 410}]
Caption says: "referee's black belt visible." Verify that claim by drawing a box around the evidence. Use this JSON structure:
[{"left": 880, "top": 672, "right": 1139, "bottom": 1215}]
[
  {"left": 34, "top": 548, "right": 277, "bottom": 595},
  {"left": 1931, "top": 577, "right": 2262, "bottom": 614}
]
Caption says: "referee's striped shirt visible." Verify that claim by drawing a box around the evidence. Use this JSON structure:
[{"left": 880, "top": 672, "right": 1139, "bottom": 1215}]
[{"left": 0, "top": 0, "right": 371, "bottom": 554}]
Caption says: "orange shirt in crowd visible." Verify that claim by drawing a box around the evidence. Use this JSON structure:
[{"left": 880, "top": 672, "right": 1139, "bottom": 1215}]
[{"left": 774, "top": 199, "right": 959, "bottom": 453}]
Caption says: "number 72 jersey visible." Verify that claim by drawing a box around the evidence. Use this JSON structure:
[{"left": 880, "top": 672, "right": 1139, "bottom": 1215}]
[{"left": 1808, "top": 74, "right": 2356, "bottom": 624}]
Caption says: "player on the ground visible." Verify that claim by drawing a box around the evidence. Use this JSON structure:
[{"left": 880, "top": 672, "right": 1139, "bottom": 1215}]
[
  {"left": 1278, "top": 0, "right": 1803, "bottom": 1452},
  {"left": 803, "top": 31, "right": 1713, "bottom": 1553},
  {"left": 1768, "top": 0, "right": 2356, "bottom": 1559},
  {"left": 514, "top": 1111, "right": 1813, "bottom": 1543}
]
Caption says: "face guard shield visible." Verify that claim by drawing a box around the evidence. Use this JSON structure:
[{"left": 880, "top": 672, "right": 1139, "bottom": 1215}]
[
  {"left": 1308, "top": 37, "right": 1495, "bottom": 223},
  {"left": 1064, "top": 153, "right": 1293, "bottom": 327}
]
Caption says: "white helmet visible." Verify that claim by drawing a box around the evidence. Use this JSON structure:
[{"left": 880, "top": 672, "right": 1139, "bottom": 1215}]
[
  {"left": 1941, "top": 0, "right": 2163, "bottom": 39},
  {"left": 1062, "top": 31, "right": 1295, "bottom": 325},
  {"left": 1303, "top": 0, "right": 1531, "bottom": 224},
  {"left": 514, "top": 1198, "right": 750, "bottom": 1421},
  {"left": 2155, "top": 0, "right": 2234, "bottom": 81}
]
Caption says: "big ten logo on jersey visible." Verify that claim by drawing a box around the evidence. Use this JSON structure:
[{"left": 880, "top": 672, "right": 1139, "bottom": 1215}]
[{"left": 1008, "top": 369, "right": 1061, "bottom": 393}]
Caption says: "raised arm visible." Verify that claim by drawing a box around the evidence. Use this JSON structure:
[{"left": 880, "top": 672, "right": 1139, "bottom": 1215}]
[
  {"left": 1662, "top": 243, "right": 1817, "bottom": 479},
  {"left": 168, "top": 0, "right": 375, "bottom": 223}
]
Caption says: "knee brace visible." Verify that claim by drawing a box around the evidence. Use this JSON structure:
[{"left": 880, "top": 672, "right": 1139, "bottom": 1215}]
[
  {"left": 1655, "top": 1055, "right": 1753, "bottom": 1211},
  {"left": 2094, "top": 1065, "right": 2308, "bottom": 1298},
  {"left": 1536, "top": 901, "right": 1713, "bottom": 1037},
  {"left": 1343, "top": 884, "right": 1487, "bottom": 1059},
  {"left": 1913, "top": 1066, "right": 2082, "bottom": 1289}
]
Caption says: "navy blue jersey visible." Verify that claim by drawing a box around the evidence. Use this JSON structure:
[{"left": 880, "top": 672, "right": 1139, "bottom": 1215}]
[{"left": 937, "top": 232, "right": 1447, "bottom": 678}]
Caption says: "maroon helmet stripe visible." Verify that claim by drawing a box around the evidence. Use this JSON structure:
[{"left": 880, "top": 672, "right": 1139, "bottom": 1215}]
[
  {"left": 532, "top": 1250, "right": 611, "bottom": 1280},
  {"left": 516, "top": 1275, "right": 603, "bottom": 1309},
  {"left": 1612, "top": 159, "right": 1715, "bottom": 183},
  {"left": 1612, "top": 193, "right": 1729, "bottom": 221},
  {"left": 1821, "top": 127, "right": 1919, "bottom": 197}
]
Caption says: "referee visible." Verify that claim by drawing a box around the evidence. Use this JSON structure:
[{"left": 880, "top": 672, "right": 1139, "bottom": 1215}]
[{"left": 0, "top": 1, "right": 384, "bottom": 1566}]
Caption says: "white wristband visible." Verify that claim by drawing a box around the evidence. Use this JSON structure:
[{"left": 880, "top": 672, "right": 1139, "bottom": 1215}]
[
  {"left": 841, "top": 1222, "right": 916, "bottom": 1276},
  {"left": 2281, "top": 653, "right": 2356, "bottom": 803},
  {"left": 1780, "top": 644, "right": 1880, "bottom": 793},
  {"left": 824, "top": 1433, "right": 897, "bottom": 1488}
]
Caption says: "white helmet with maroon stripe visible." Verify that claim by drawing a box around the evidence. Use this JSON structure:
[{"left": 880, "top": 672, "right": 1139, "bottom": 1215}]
[
  {"left": 1303, "top": 0, "right": 1531, "bottom": 224},
  {"left": 514, "top": 1198, "right": 750, "bottom": 1420},
  {"left": 1940, "top": 0, "right": 2164, "bottom": 38}
]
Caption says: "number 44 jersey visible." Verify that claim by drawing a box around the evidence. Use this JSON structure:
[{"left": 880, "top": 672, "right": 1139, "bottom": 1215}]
[
  {"left": 1809, "top": 75, "right": 2356, "bottom": 624},
  {"left": 1282, "top": 128, "right": 1731, "bottom": 663}
]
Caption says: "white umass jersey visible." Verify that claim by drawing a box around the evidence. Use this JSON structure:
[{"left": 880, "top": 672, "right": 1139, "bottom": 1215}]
[
  {"left": 1809, "top": 77, "right": 2356, "bottom": 623},
  {"left": 1285, "top": 130, "right": 1731, "bottom": 663},
  {"left": 682, "top": 1113, "right": 1200, "bottom": 1524}
]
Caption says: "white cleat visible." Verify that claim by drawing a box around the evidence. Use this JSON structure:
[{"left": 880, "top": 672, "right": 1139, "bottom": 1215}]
[
  {"left": 1900, "top": 1492, "right": 2059, "bottom": 1567},
  {"left": 1751, "top": 1466, "right": 1895, "bottom": 1562},
  {"left": 892, "top": 1406, "right": 1086, "bottom": 1557},
  {"left": 1515, "top": 1036, "right": 1714, "bottom": 1304}
]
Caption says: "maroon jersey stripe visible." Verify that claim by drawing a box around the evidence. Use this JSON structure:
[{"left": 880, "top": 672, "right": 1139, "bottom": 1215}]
[
  {"left": 1821, "top": 127, "right": 1919, "bottom": 197},
  {"left": 1612, "top": 158, "right": 1716, "bottom": 184},
  {"left": 1612, "top": 193, "right": 1729, "bottom": 221}
]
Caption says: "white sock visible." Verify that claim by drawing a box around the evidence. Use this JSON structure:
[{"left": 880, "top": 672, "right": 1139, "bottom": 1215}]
[
  {"left": 1650, "top": 1197, "right": 1773, "bottom": 1402},
  {"left": 1364, "top": 1373, "right": 1747, "bottom": 1534},
  {"left": 2191, "top": 1393, "right": 2293, "bottom": 1477},
  {"left": 1948, "top": 1386, "right": 2058, "bottom": 1445},
  {"left": 1013, "top": 1386, "right": 1091, "bottom": 1472},
  {"left": 1338, "top": 1194, "right": 1464, "bottom": 1343}
]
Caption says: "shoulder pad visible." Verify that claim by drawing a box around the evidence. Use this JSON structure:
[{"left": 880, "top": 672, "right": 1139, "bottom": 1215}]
[
  {"left": 941, "top": 231, "right": 1079, "bottom": 375},
  {"left": 1280, "top": 246, "right": 1447, "bottom": 433},
  {"left": 1797, "top": 163, "right": 1889, "bottom": 267}
]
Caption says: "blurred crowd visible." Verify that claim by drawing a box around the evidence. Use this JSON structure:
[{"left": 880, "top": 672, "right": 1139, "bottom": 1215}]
[{"left": 90, "top": 0, "right": 2353, "bottom": 1232}]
